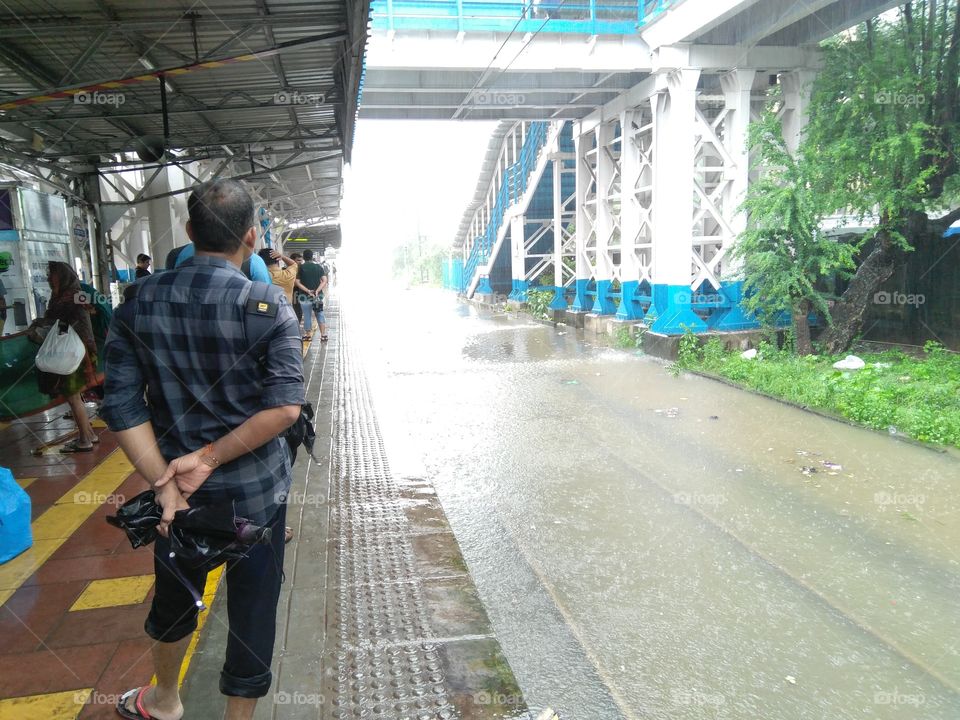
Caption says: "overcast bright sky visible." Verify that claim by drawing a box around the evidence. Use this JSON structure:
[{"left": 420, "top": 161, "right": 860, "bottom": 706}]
[{"left": 339, "top": 120, "right": 496, "bottom": 278}]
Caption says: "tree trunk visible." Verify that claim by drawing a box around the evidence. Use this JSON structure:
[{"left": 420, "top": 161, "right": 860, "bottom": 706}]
[
  {"left": 793, "top": 299, "right": 813, "bottom": 356},
  {"left": 820, "top": 233, "right": 896, "bottom": 354}
]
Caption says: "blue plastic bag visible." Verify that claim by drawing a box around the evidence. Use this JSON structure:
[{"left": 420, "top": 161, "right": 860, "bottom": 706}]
[{"left": 0, "top": 466, "right": 32, "bottom": 564}]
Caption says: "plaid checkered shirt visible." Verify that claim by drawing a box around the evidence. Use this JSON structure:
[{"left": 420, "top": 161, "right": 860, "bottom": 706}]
[{"left": 100, "top": 255, "right": 305, "bottom": 524}]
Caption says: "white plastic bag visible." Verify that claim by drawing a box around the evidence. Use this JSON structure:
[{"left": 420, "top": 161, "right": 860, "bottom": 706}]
[{"left": 35, "top": 321, "right": 86, "bottom": 375}]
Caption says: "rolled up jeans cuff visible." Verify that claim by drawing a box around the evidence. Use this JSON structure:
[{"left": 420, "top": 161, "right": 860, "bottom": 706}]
[
  {"left": 144, "top": 613, "right": 197, "bottom": 643},
  {"left": 220, "top": 668, "right": 273, "bottom": 698}
]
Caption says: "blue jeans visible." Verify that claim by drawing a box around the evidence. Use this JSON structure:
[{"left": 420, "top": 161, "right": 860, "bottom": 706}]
[
  {"left": 144, "top": 503, "right": 286, "bottom": 697},
  {"left": 302, "top": 301, "right": 325, "bottom": 335}
]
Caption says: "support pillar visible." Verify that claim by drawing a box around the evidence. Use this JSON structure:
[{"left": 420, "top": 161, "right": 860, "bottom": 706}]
[
  {"left": 83, "top": 169, "right": 112, "bottom": 293},
  {"left": 549, "top": 157, "right": 569, "bottom": 311},
  {"left": 650, "top": 68, "right": 707, "bottom": 334},
  {"left": 571, "top": 129, "right": 593, "bottom": 312},
  {"left": 508, "top": 213, "right": 528, "bottom": 301},
  {"left": 144, "top": 166, "right": 188, "bottom": 268},
  {"left": 591, "top": 121, "right": 618, "bottom": 315},
  {"left": 711, "top": 68, "right": 760, "bottom": 331},
  {"left": 616, "top": 109, "right": 645, "bottom": 321},
  {"left": 780, "top": 70, "right": 816, "bottom": 155}
]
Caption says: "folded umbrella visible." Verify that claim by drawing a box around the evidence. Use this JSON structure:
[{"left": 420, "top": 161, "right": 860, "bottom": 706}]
[{"left": 107, "top": 489, "right": 273, "bottom": 609}]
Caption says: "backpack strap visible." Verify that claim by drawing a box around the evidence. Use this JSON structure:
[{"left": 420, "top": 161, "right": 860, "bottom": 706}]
[{"left": 241, "top": 282, "right": 279, "bottom": 363}]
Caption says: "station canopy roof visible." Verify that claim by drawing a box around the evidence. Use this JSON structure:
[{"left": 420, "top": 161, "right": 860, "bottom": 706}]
[{"left": 0, "top": 0, "right": 369, "bottom": 226}]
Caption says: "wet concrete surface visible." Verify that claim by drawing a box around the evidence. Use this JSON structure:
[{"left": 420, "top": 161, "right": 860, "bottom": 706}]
[
  {"left": 351, "top": 287, "right": 960, "bottom": 720},
  {"left": 182, "top": 298, "right": 533, "bottom": 720}
]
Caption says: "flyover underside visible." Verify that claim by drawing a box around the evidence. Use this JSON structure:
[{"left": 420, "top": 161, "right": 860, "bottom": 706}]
[{"left": 426, "top": 0, "right": 907, "bottom": 332}]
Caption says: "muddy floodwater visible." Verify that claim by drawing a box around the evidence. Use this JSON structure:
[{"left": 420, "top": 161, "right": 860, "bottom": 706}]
[{"left": 347, "top": 286, "right": 960, "bottom": 720}]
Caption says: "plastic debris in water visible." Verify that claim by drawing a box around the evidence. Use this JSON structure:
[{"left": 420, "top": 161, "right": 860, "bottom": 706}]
[
  {"left": 785, "top": 676, "right": 797, "bottom": 685},
  {"left": 822, "top": 461, "right": 842, "bottom": 471},
  {"left": 801, "top": 466, "right": 818, "bottom": 475},
  {"left": 654, "top": 407, "right": 680, "bottom": 418},
  {"left": 563, "top": 379, "right": 579, "bottom": 385}
]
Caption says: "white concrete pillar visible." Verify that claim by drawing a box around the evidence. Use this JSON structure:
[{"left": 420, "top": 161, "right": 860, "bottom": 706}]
[
  {"left": 707, "top": 68, "right": 762, "bottom": 331},
  {"left": 145, "top": 169, "right": 178, "bottom": 270},
  {"left": 616, "top": 108, "right": 644, "bottom": 320},
  {"left": 592, "top": 120, "right": 617, "bottom": 315},
  {"left": 552, "top": 158, "right": 564, "bottom": 293},
  {"left": 649, "top": 67, "right": 707, "bottom": 332},
  {"left": 720, "top": 68, "right": 756, "bottom": 279},
  {"left": 509, "top": 212, "right": 526, "bottom": 299},
  {"left": 571, "top": 128, "right": 594, "bottom": 311},
  {"left": 780, "top": 69, "right": 816, "bottom": 155}
]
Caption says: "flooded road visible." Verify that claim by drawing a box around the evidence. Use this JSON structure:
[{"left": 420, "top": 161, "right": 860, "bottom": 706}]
[{"left": 347, "top": 287, "right": 960, "bottom": 719}]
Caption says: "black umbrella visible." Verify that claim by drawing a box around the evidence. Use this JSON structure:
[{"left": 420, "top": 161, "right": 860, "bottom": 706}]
[{"left": 107, "top": 490, "right": 273, "bottom": 608}]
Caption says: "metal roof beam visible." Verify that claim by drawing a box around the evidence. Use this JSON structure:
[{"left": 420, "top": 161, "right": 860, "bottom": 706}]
[
  {"left": 0, "top": 10, "right": 346, "bottom": 38},
  {"left": 98, "top": 151, "right": 344, "bottom": 205}
]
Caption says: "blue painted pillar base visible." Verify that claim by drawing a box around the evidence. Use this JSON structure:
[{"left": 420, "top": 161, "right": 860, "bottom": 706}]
[
  {"left": 510, "top": 279, "right": 529, "bottom": 302},
  {"left": 708, "top": 281, "right": 761, "bottom": 331},
  {"left": 476, "top": 276, "right": 494, "bottom": 295},
  {"left": 591, "top": 279, "right": 617, "bottom": 315},
  {"left": 649, "top": 284, "right": 708, "bottom": 334},
  {"left": 549, "top": 286, "right": 568, "bottom": 311},
  {"left": 615, "top": 280, "right": 644, "bottom": 321},
  {"left": 571, "top": 278, "right": 591, "bottom": 312}
]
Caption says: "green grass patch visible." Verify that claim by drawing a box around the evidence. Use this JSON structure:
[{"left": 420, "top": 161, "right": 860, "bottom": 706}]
[{"left": 678, "top": 338, "right": 960, "bottom": 448}]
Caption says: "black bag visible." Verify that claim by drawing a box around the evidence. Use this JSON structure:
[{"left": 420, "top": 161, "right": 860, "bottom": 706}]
[{"left": 284, "top": 401, "right": 317, "bottom": 464}]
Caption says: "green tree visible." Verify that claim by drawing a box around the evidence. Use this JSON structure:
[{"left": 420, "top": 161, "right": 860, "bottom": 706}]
[
  {"left": 803, "top": 1, "right": 960, "bottom": 352},
  {"left": 735, "top": 112, "right": 857, "bottom": 355}
]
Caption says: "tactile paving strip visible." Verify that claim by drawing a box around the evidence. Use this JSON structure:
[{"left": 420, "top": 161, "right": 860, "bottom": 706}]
[{"left": 325, "top": 309, "right": 458, "bottom": 720}]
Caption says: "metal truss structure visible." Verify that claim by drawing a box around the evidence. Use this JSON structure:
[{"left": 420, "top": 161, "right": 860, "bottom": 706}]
[
  {"left": 0, "top": 0, "right": 368, "bottom": 286},
  {"left": 448, "top": 65, "right": 823, "bottom": 334}
]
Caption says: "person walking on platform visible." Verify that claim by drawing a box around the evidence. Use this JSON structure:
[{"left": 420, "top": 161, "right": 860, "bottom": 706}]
[
  {"left": 28, "top": 261, "right": 99, "bottom": 452},
  {"left": 101, "top": 178, "right": 304, "bottom": 720},
  {"left": 295, "top": 249, "right": 327, "bottom": 342}
]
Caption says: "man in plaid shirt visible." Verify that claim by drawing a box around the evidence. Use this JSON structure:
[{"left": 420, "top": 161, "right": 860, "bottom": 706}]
[{"left": 101, "top": 179, "right": 304, "bottom": 720}]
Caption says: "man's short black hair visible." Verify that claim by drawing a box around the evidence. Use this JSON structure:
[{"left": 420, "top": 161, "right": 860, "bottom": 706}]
[
  {"left": 137, "top": 253, "right": 151, "bottom": 264},
  {"left": 302, "top": 249, "right": 314, "bottom": 261},
  {"left": 258, "top": 248, "right": 278, "bottom": 265},
  {"left": 289, "top": 252, "right": 303, "bottom": 261},
  {"left": 187, "top": 179, "right": 254, "bottom": 254}
]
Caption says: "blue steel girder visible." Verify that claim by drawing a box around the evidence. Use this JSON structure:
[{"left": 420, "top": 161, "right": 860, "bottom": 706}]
[{"left": 371, "top": 0, "right": 675, "bottom": 34}]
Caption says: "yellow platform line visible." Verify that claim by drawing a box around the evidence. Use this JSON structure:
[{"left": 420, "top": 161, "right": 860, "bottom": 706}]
[
  {"left": 0, "top": 449, "right": 135, "bottom": 607},
  {"left": 0, "top": 688, "right": 92, "bottom": 720},
  {"left": 69, "top": 574, "right": 155, "bottom": 612}
]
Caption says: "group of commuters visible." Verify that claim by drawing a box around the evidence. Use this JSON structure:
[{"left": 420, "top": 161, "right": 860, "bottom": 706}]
[
  {"left": 164, "top": 232, "right": 329, "bottom": 342},
  {"left": 28, "top": 179, "right": 303, "bottom": 720},
  {"left": 257, "top": 247, "right": 329, "bottom": 342}
]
